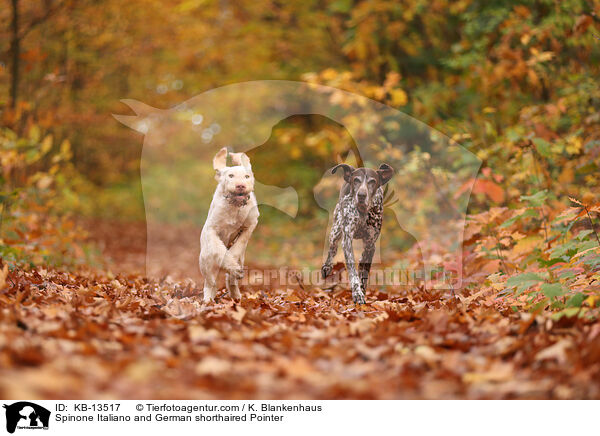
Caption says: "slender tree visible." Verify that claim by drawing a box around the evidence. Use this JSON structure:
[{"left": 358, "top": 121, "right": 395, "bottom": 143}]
[{"left": 9, "top": 0, "right": 20, "bottom": 110}]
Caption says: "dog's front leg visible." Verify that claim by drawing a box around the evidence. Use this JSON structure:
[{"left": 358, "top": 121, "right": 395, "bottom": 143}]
[
  {"left": 227, "top": 219, "right": 257, "bottom": 267},
  {"left": 200, "top": 227, "right": 243, "bottom": 303},
  {"left": 321, "top": 203, "right": 343, "bottom": 279},
  {"left": 226, "top": 218, "right": 258, "bottom": 299},
  {"left": 342, "top": 234, "right": 365, "bottom": 304},
  {"left": 359, "top": 243, "right": 376, "bottom": 293},
  {"left": 359, "top": 228, "right": 379, "bottom": 292},
  {"left": 203, "top": 228, "right": 243, "bottom": 277}
]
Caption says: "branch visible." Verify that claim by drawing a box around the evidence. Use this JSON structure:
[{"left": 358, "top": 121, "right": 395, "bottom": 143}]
[{"left": 17, "top": 0, "right": 66, "bottom": 41}]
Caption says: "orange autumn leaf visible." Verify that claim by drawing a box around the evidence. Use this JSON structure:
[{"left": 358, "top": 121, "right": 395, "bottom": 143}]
[{"left": 472, "top": 179, "right": 505, "bottom": 203}]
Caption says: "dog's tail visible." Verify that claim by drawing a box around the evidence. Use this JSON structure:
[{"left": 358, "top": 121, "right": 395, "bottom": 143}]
[{"left": 112, "top": 99, "right": 162, "bottom": 133}]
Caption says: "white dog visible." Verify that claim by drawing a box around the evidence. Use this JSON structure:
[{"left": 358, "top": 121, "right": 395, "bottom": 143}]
[{"left": 199, "top": 147, "right": 259, "bottom": 302}]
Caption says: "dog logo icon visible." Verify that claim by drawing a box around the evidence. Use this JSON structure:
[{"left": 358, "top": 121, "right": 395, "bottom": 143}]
[{"left": 2, "top": 402, "right": 50, "bottom": 434}]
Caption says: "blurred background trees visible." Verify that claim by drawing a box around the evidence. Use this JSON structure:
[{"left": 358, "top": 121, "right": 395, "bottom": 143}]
[{"left": 2, "top": 0, "right": 598, "bottom": 217}]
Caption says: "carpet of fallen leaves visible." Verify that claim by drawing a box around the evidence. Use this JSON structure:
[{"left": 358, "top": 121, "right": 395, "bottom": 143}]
[{"left": 1, "top": 221, "right": 600, "bottom": 400}]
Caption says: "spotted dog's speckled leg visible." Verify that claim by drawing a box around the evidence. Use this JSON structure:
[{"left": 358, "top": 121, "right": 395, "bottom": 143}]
[
  {"left": 360, "top": 187, "right": 384, "bottom": 293},
  {"left": 321, "top": 202, "right": 343, "bottom": 279},
  {"left": 343, "top": 232, "right": 364, "bottom": 304},
  {"left": 359, "top": 241, "right": 376, "bottom": 293},
  {"left": 339, "top": 203, "right": 363, "bottom": 303}
]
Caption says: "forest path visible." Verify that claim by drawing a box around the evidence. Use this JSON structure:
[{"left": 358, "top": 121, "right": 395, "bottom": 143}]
[{"left": 0, "top": 220, "right": 598, "bottom": 399}]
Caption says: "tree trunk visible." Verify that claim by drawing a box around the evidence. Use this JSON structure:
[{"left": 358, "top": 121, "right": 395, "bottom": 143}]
[{"left": 10, "top": 0, "right": 20, "bottom": 110}]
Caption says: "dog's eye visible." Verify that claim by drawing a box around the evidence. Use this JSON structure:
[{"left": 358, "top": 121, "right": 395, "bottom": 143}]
[
  {"left": 353, "top": 178, "right": 361, "bottom": 184},
  {"left": 368, "top": 179, "right": 377, "bottom": 186},
  {"left": 245, "top": 175, "right": 250, "bottom": 179},
  {"left": 228, "top": 174, "right": 234, "bottom": 178}
]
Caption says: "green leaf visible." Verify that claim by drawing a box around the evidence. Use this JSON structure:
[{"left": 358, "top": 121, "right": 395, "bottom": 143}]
[
  {"left": 549, "top": 240, "right": 576, "bottom": 259},
  {"left": 520, "top": 190, "right": 548, "bottom": 207},
  {"left": 558, "top": 270, "right": 576, "bottom": 280},
  {"left": 499, "top": 208, "right": 538, "bottom": 228},
  {"left": 576, "top": 229, "right": 594, "bottom": 241},
  {"left": 532, "top": 138, "right": 552, "bottom": 158},
  {"left": 551, "top": 307, "right": 581, "bottom": 321},
  {"left": 540, "top": 283, "right": 565, "bottom": 299},
  {"left": 567, "top": 293, "right": 585, "bottom": 308},
  {"left": 506, "top": 272, "right": 543, "bottom": 286},
  {"left": 551, "top": 208, "right": 578, "bottom": 225},
  {"left": 330, "top": 0, "right": 353, "bottom": 13},
  {"left": 576, "top": 240, "right": 597, "bottom": 253},
  {"left": 506, "top": 272, "right": 543, "bottom": 294},
  {"left": 506, "top": 128, "right": 523, "bottom": 143}
]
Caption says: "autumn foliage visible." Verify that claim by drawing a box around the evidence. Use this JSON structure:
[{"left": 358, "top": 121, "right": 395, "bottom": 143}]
[
  {"left": 2, "top": 249, "right": 599, "bottom": 399},
  {"left": 2, "top": 0, "right": 600, "bottom": 399}
]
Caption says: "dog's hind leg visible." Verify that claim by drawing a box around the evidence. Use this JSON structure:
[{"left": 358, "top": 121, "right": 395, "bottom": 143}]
[{"left": 321, "top": 204, "right": 343, "bottom": 279}]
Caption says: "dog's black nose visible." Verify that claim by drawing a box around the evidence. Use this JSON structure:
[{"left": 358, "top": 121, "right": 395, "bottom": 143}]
[
  {"left": 357, "top": 192, "right": 367, "bottom": 201},
  {"left": 235, "top": 185, "right": 246, "bottom": 191}
]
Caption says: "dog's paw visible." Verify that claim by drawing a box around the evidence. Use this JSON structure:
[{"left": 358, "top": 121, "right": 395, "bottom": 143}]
[
  {"left": 203, "top": 293, "right": 215, "bottom": 303},
  {"left": 202, "top": 287, "right": 216, "bottom": 303},
  {"left": 352, "top": 290, "right": 366, "bottom": 304},
  {"left": 229, "top": 287, "right": 242, "bottom": 301},
  {"left": 321, "top": 263, "right": 332, "bottom": 279}
]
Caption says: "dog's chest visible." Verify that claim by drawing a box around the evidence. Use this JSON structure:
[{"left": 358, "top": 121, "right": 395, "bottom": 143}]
[
  {"left": 366, "top": 192, "right": 384, "bottom": 228},
  {"left": 341, "top": 188, "right": 384, "bottom": 238},
  {"left": 213, "top": 209, "right": 247, "bottom": 244}
]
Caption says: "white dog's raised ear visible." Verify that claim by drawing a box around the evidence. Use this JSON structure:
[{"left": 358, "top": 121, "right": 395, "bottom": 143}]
[
  {"left": 213, "top": 147, "right": 228, "bottom": 171},
  {"left": 230, "top": 152, "right": 252, "bottom": 170}
]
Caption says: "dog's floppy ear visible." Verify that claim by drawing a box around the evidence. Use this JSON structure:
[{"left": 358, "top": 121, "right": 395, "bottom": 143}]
[
  {"left": 377, "top": 163, "right": 394, "bottom": 185},
  {"left": 331, "top": 164, "right": 354, "bottom": 182},
  {"left": 213, "top": 147, "right": 228, "bottom": 171},
  {"left": 240, "top": 153, "right": 251, "bottom": 170},
  {"left": 230, "top": 152, "right": 252, "bottom": 170}
]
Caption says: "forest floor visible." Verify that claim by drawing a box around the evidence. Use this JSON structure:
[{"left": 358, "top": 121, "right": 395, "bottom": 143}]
[{"left": 1, "top": 220, "right": 599, "bottom": 399}]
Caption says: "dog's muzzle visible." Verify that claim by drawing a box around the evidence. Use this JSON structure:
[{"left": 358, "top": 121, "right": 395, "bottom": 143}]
[
  {"left": 356, "top": 198, "right": 369, "bottom": 213},
  {"left": 226, "top": 190, "right": 251, "bottom": 206}
]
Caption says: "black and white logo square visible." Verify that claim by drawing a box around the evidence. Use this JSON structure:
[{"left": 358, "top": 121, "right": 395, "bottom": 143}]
[{"left": 3, "top": 402, "right": 50, "bottom": 434}]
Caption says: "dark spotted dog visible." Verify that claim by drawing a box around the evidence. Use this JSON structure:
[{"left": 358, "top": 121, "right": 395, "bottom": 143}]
[{"left": 321, "top": 163, "right": 394, "bottom": 303}]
